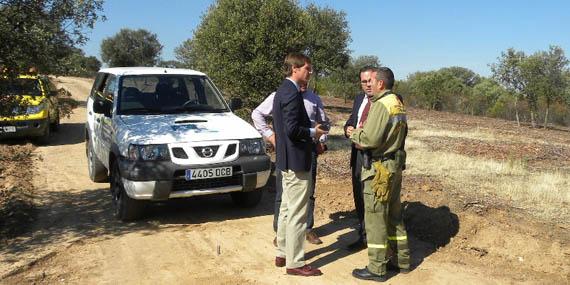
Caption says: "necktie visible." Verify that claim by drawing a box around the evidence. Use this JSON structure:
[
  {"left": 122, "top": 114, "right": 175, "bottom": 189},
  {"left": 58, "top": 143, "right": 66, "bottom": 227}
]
[{"left": 358, "top": 98, "right": 371, "bottom": 128}]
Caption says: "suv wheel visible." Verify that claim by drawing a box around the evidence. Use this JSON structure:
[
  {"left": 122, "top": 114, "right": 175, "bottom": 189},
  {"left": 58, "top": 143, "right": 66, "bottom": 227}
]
[
  {"left": 35, "top": 122, "right": 51, "bottom": 145},
  {"left": 50, "top": 111, "right": 60, "bottom": 131},
  {"left": 231, "top": 190, "right": 263, "bottom": 208},
  {"left": 86, "top": 138, "right": 108, "bottom": 182},
  {"left": 110, "top": 161, "right": 146, "bottom": 221}
]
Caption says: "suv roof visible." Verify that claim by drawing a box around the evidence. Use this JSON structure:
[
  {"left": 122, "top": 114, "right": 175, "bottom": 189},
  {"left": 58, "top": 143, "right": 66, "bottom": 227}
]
[{"left": 98, "top": 67, "right": 206, "bottom": 77}]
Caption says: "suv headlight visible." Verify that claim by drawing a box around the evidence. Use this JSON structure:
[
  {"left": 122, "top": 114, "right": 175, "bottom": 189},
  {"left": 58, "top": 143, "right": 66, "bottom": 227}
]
[
  {"left": 26, "top": 102, "right": 46, "bottom": 115},
  {"left": 239, "top": 138, "right": 265, "bottom": 155},
  {"left": 128, "top": 144, "right": 170, "bottom": 161}
]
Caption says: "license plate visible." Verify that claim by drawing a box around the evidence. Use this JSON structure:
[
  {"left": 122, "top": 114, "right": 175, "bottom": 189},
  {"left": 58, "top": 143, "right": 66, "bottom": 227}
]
[
  {"left": 185, "top": 166, "right": 232, "bottom": 181},
  {"left": 0, "top": 126, "right": 16, "bottom": 133}
]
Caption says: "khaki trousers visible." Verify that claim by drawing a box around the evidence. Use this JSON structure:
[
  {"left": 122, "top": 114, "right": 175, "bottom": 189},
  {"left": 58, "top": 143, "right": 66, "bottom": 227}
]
[{"left": 276, "top": 169, "right": 312, "bottom": 268}]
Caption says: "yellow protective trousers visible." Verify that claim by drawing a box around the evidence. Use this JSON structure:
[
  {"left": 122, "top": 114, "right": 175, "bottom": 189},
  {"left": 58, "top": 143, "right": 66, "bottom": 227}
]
[{"left": 362, "top": 165, "right": 409, "bottom": 275}]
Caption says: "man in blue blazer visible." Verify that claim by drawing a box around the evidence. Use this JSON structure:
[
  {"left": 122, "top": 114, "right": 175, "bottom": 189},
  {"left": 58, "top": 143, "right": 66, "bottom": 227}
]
[{"left": 272, "top": 53, "right": 327, "bottom": 277}]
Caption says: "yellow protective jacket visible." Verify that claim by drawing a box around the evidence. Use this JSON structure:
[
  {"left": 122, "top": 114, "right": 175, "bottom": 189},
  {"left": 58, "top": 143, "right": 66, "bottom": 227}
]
[{"left": 350, "top": 89, "right": 407, "bottom": 181}]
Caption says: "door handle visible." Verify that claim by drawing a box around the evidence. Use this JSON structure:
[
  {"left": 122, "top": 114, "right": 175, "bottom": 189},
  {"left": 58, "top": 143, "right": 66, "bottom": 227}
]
[
  {"left": 96, "top": 118, "right": 100, "bottom": 123},
  {"left": 89, "top": 111, "right": 92, "bottom": 115}
]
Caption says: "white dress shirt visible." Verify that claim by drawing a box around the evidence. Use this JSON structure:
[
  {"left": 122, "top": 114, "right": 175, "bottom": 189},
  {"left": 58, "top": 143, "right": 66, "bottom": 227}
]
[{"left": 251, "top": 89, "right": 329, "bottom": 141}]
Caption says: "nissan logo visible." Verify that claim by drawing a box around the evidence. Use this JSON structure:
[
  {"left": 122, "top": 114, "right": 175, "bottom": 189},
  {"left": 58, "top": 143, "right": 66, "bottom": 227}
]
[{"left": 201, "top": 147, "right": 214, "bottom": 158}]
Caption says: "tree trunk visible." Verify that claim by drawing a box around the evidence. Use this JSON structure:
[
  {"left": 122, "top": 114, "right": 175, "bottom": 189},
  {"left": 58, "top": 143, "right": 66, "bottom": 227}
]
[
  {"left": 514, "top": 97, "right": 520, "bottom": 126},
  {"left": 544, "top": 102, "right": 550, "bottom": 129},
  {"left": 530, "top": 110, "right": 536, "bottom": 128}
]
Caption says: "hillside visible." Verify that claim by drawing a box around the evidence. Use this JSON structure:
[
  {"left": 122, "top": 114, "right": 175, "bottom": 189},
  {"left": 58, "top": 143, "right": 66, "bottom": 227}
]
[{"left": 0, "top": 79, "right": 568, "bottom": 284}]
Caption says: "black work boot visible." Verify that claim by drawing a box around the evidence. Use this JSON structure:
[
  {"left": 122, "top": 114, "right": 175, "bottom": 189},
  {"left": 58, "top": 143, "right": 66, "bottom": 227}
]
[{"left": 352, "top": 267, "right": 387, "bottom": 282}]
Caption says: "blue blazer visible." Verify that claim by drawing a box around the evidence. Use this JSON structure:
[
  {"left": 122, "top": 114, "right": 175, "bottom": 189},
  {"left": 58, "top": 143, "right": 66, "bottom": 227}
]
[
  {"left": 273, "top": 79, "right": 313, "bottom": 172},
  {"left": 344, "top": 93, "right": 365, "bottom": 169}
]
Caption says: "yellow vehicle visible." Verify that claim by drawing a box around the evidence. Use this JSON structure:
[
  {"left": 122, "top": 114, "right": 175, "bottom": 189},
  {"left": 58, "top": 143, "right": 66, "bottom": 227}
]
[{"left": 0, "top": 74, "right": 60, "bottom": 144}]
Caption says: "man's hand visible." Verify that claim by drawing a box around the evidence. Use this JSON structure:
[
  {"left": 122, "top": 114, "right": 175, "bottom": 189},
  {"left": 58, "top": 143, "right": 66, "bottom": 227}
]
[
  {"left": 346, "top": 126, "right": 354, "bottom": 137},
  {"left": 265, "top": 134, "right": 276, "bottom": 147},
  {"left": 354, "top": 143, "right": 363, "bottom": 150},
  {"left": 316, "top": 142, "right": 327, "bottom": 155},
  {"left": 315, "top": 123, "right": 329, "bottom": 140}
]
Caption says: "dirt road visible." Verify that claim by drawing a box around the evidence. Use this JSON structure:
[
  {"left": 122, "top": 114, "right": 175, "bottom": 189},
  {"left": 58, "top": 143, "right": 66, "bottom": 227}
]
[{"left": 1, "top": 77, "right": 568, "bottom": 284}]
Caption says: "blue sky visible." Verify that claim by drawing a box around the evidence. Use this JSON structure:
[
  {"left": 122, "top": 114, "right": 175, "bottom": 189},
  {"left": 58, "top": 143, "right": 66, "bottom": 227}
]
[{"left": 82, "top": 0, "right": 570, "bottom": 79}]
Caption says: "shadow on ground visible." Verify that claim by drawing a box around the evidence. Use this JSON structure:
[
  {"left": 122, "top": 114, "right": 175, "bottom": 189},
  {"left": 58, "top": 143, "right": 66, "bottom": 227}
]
[
  {"left": 48, "top": 123, "right": 86, "bottom": 146},
  {"left": 305, "top": 202, "right": 459, "bottom": 270},
  {"left": 0, "top": 122, "right": 85, "bottom": 147},
  {"left": 1, "top": 175, "right": 277, "bottom": 256}
]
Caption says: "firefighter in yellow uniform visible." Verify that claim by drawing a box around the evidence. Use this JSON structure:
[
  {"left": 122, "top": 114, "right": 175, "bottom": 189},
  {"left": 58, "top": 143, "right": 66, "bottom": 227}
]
[{"left": 350, "top": 67, "right": 410, "bottom": 282}]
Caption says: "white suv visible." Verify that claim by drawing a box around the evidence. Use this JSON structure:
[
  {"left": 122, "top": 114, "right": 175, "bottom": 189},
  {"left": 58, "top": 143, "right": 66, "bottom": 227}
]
[{"left": 85, "top": 67, "right": 270, "bottom": 221}]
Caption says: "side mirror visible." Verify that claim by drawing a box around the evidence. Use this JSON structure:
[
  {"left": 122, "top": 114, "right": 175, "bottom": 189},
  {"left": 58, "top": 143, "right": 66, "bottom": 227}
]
[
  {"left": 93, "top": 98, "right": 112, "bottom": 117},
  {"left": 229, "top": 97, "right": 243, "bottom": 111}
]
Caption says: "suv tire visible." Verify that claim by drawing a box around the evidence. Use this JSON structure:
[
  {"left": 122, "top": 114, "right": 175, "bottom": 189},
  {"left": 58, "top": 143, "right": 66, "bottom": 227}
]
[
  {"left": 86, "top": 138, "right": 108, "bottom": 182},
  {"left": 231, "top": 190, "right": 263, "bottom": 208},
  {"left": 50, "top": 111, "right": 60, "bottom": 131},
  {"left": 111, "top": 161, "right": 146, "bottom": 221},
  {"left": 36, "top": 122, "right": 51, "bottom": 145}
]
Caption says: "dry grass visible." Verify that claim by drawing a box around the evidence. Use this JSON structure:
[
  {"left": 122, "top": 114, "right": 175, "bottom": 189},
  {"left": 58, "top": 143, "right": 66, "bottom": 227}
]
[
  {"left": 409, "top": 120, "right": 498, "bottom": 141},
  {"left": 319, "top": 101, "right": 570, "bottom": 222},
  {"left": 406, "top": 135, "right": 570, "bottom": 221}
]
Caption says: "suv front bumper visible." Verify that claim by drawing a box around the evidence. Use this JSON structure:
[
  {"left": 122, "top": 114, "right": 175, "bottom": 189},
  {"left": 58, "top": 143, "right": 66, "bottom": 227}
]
[
  {"left": 118, "top": 155, "right": 271, "bottom": 200},
  {"left": 0, "top": 118, "right": 49, "bottom": 139}
]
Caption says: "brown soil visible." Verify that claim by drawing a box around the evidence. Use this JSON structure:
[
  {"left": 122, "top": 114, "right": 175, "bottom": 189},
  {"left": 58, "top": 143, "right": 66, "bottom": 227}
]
[
  {"left": 0, "top": 143, "right": 37, "bottom": 239},
  {"left": 0, "top": 84, "right": 568, "bottom": 284}
]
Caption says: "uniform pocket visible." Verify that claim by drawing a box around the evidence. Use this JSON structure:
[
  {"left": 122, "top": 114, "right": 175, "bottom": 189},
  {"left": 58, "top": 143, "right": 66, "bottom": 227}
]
[
  {"left": 371, "top": 161, "right": 393, "bottom": 203},
  {"left": 363, "top": 191, "right": 377, "bottom": 213}
]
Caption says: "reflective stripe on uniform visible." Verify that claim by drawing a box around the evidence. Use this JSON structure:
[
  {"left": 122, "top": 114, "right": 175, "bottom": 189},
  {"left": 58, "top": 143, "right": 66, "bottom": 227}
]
[
  {"left": 367, "top": 243, "right": 387, "bottom": 249},
  {"left": 387, "top": 236, "right": 407, "bottom": 241},
  {"left": 390, "top": 114, "right": 407, "bottom": 124}
]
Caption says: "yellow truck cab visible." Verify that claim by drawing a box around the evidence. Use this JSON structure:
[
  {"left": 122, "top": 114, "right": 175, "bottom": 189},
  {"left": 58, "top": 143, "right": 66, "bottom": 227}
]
[{"left": 0, "top": 74, "right": 60, "bottom": 144}]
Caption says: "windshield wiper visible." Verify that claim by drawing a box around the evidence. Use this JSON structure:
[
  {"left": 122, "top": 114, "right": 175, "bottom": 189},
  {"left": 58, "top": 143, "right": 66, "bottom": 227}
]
[
  {"left": 170, "top": 105, "right": 223, "bottom": 113},
  {"left": 120, "top": 107, "right": 162, "bottom": 114}
]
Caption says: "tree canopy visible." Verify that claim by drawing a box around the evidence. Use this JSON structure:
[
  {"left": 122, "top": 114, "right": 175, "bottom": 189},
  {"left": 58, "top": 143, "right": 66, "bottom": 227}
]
[
  {"left": 0, "top": 0, "right": 104, "bottom": 116},
  {"left": 175, "top": 0, "right": 351, "bottom": 109},
  {"left": 491, "top": 46, "right": 569, "bottom": 127},
  {"left": 60, "top": 48, "right": 101, "bottom": 77},
  {"left": 101, "top": 28, "right": 163, "bottom": 67},
  {"left": 315, "top": 55, "right": 381, "bottom": 100},
  {"left": 0, "top": 0, "right": 104, "bottom": 75}
]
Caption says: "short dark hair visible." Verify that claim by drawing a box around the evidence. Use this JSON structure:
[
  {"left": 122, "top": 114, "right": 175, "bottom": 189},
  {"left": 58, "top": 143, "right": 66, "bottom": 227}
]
[
  {"left": 284, "top": 53, "right": 311, "bottom": 76},
  {"left": 375, "top": 67, "right": 395, "bottom": 89},
  {"left": 359, "top": 65, "right": 379, "bottom": 76}
]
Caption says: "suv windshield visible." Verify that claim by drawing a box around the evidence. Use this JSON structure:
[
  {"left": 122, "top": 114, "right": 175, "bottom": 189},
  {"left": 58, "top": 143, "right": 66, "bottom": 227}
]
[
  {"left": 0, "top": 78, "right": 42, "bottom": 97},
  {"left": 117, "top": 75, "right": 229, "bottom": 115}
]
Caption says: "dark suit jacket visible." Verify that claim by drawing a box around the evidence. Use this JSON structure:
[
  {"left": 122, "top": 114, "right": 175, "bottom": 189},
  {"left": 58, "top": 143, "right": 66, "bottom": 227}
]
[
  {"left": 343, "top": 93, "right": 365, "bottom": 169},
  {"left": 273, "top": 79, "right": 313, "bottom": 172}
]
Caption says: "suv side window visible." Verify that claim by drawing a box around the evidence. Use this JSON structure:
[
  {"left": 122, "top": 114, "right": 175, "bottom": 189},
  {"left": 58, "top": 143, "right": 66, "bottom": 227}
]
[
  {"left": 42, "top": 77, "right": 57, "bottom": 95},
  {"left": 90, "top": 73, "right": 109, "bottom": 99},
  {"left": 102, "top": 75, "right": 117, "bottom": 102}
]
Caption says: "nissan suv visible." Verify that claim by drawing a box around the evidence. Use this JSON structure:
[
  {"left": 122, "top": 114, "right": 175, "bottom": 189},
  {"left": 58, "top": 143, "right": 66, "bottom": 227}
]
[{"left": 85, "top": 67, "right": 271, "bottom": 221}]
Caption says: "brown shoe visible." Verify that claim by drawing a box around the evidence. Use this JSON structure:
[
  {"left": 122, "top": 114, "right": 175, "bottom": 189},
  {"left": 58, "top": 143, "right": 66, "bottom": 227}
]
[
  {"left": 275, "top": 257, "right": 285, "bottom": 267},
  {"left": 306, "top": 230, "right": 323, "bottom": 245},
  {"left": 273, "top": 236, "right": 277, "bottom": 247},
  {"left": 286, "top": 265, "right": 322, "bottom": 276}
]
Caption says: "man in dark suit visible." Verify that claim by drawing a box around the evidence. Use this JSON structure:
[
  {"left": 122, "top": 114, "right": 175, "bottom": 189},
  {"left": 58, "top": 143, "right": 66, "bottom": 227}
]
[
  {"left": 343, "top": 66, "right": 377, "bottom": 250},
  {"left": 272, "top": 53, "right": 327, "bottom": 277}
]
